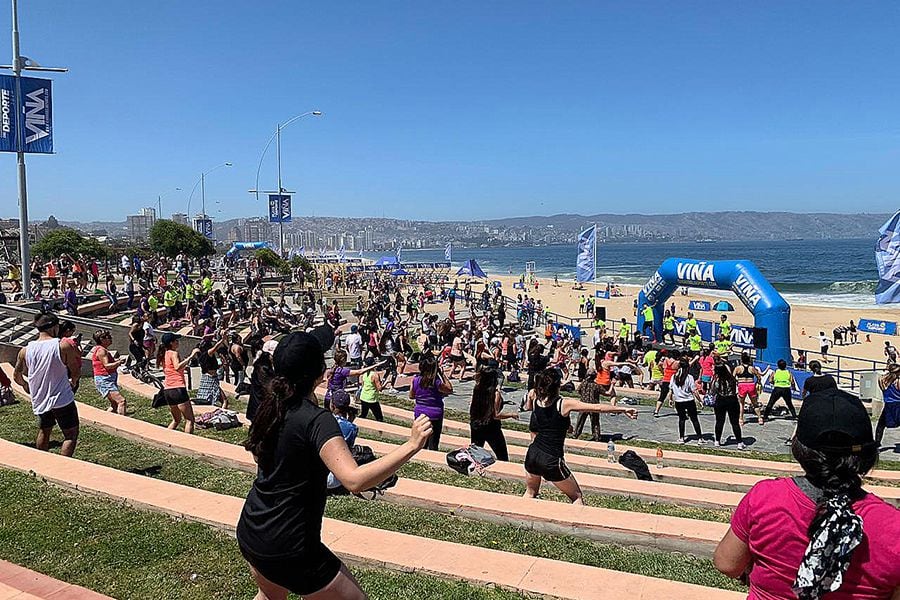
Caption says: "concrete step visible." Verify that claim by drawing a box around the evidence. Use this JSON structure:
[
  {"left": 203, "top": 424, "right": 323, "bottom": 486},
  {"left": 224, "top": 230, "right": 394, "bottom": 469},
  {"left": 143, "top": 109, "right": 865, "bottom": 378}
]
[{"left": 0, "top": 439, "right": 742, "bottom": 600}]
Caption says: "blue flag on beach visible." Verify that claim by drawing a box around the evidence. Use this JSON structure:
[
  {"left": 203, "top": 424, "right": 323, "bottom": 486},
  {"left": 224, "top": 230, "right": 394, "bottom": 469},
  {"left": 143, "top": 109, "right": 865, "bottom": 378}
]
[
  {"left": 396, "top": 246, "right": 402, "bottom": 262},
  {"left": 338, "top": 244, "right": 346, "bottom": 262},
  {"left": 875, "top": 210, "right": 900, "bottom": 304},
  {"left": 576, "top": 225, "right": 596, "bottom": 283},
  {"left": 445, "top": 242, "right": 452, "bottom": 261}
]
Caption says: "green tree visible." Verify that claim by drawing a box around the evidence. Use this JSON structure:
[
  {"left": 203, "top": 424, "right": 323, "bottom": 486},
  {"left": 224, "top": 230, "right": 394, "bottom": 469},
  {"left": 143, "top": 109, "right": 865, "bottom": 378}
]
[
  {"left": 32, "top": 228, "right": 109, "bottom": 259},
  {"left": 148, "top": 220, "right": 215, "bottom": 258},
  {"left": 289, "top": 255, "right": 313, "bottom": 273}
]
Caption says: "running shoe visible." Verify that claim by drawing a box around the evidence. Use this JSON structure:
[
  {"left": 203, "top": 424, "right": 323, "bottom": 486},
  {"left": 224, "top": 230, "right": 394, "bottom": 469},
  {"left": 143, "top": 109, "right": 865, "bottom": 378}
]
[{"left": 737, "top": 442, "right": 746, "bottom": 450}]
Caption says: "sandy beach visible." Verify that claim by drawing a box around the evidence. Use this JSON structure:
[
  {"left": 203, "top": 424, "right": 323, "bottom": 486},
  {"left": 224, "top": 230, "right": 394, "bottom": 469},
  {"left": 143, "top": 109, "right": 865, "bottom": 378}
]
[{"left": 489, "top": 274, "right": 899, "bottom": 367}]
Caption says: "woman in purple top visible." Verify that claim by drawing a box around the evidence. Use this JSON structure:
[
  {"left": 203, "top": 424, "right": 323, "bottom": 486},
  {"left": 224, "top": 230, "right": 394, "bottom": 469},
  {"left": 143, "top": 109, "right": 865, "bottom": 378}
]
[
  {"left": 409, "top": 353, "right": 453, "bottom": 450},
  {"left": 324, "top": 349, "right": 379, "bottom": 408}
]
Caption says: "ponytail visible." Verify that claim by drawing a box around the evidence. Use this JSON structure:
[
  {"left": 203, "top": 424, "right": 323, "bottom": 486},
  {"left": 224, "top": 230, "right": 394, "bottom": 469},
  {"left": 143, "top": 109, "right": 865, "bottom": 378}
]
[
  {"left": 673, "top": 358, "right": 690, "bottom": 387},
  {"left": 244, "top": 375, "right": 294, "bottom": 471},
  {"left": 790, "top": 438, "right": 878, "bottom": 599}
]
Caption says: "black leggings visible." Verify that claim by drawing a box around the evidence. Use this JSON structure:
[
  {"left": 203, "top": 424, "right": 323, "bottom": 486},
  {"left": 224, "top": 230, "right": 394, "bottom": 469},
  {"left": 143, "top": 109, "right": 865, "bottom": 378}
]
[
  {"left": 714, "top": 395, "right": 742, "bottom": 443},
  {"left": 470, "top": 419, "right": 509, "bottom": 461},
  {"left": 875, "top": 412, "right": 889, "bottom": 445},
  {"left": 764, "top": 388, "right": 797, "bottom": 420},
  {"left": 657, "top": 382, "right": 671, "bottom": 404},
  {"left": 425, "top": 418, "right": 443, "bottom": 451},
  {"left": 675, "top": 401, "right": 702, "bottom": 440},
  {"left": 360, "top": 401, "right": 384, "bottom": 422}
]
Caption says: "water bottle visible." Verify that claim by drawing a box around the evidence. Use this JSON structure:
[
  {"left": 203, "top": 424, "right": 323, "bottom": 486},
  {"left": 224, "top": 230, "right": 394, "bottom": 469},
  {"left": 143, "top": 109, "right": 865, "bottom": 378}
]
[
  {"left": 656, "top": 447, "right": 664, "bottom": 468},
  {"left": 607, "top": 440, "right": 616, "bottom": 463}
]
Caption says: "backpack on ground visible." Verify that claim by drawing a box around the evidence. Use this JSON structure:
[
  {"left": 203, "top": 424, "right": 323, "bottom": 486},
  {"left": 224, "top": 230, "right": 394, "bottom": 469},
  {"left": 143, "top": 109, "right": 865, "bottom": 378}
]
[
  {"left": 0, "top": 386, "right": 16, "bottom": 406},
  {"left": 507, "top": 368, "right": 520, "bottom": 383},
  {"left": 560, "top": 381, "right": 576, "bottom": 393},
  {"left": 618, "top": 449, "right": 653, "bottom": 481},
  {"left": 446, "top": 444, "right": 496, "bottom": 476},
  {"left": 196, "top": 408, "right": 241, "bottom": 430},
  {"left": 328, "top": 445, "right": 398, "bottom": 499}
]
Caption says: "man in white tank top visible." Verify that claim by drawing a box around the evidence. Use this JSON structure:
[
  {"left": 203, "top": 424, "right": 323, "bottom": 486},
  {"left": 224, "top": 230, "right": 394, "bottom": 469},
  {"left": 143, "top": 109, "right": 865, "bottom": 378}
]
[{"left": 13, "top": 312, "right": 83, "bottom": 457}]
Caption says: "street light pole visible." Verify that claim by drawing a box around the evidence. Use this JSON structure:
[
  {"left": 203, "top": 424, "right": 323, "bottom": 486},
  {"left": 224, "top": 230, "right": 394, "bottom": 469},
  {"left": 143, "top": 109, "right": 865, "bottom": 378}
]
[
  {"left": 251, "top": 110, "right": 322, "bottom": 258},
  {"left": 11, "top": 0, "right": 29, "bottom": 298},
  {"left": 201, "top": 171, "right": 206, "bottom": 216},
  {"left": 5, "top": 0, "right": 67, "bottom": 299},
  {"left": 275, "top": 122, "right": 284, "bottom": 257},
  {"left": 157, "top": 187, "right": 182, "bottom": 219},
  {"left": 187, "top": 162, "right": 232, "bottom": 217}
]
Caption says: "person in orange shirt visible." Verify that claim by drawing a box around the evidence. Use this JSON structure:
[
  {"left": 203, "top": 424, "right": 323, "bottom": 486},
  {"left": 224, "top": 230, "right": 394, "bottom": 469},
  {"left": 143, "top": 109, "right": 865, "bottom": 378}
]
[{"left": 156, "top": 332, "right": 200, "bottom": 433}]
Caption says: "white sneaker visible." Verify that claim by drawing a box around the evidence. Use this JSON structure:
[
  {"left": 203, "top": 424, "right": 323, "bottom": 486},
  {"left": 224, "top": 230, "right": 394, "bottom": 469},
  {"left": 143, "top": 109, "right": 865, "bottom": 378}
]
[
  {"left": 737, "top": 442, "right": 746, "bottom": 450},
  {"left": 678, "top": 438, "right": 686, "bottom": 444},
  {"left": 714, "top": 440, "right": 720, "bottom": 447}
]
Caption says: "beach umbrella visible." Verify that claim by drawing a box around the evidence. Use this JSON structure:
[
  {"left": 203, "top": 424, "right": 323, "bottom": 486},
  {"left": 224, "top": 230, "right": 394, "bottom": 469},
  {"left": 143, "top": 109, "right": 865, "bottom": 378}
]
[
  {"left": 714, "top": 300, "right": 735, "bottom": 311},
  {"left": 391, "top": 268, "right": 410, "bottom": 277}
]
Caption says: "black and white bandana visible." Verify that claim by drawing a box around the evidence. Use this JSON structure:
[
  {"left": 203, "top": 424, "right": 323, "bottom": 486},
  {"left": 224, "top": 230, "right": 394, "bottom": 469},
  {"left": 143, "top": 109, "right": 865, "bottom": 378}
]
[{"left": 792, "top": 478, "right": 864, "bottom": 600}]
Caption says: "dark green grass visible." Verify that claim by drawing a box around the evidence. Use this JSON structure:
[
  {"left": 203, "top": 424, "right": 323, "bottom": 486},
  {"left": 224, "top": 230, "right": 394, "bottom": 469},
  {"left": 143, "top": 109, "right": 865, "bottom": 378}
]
[{"left": 0, "top": 470, "right": 536, "bottom": 600}]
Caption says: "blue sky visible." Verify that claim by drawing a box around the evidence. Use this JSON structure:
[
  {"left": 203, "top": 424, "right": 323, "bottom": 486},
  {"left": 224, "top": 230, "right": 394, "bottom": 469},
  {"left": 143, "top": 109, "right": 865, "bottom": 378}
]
[{"left": 1, "top": 1, "right": 899, "bottom": 222}]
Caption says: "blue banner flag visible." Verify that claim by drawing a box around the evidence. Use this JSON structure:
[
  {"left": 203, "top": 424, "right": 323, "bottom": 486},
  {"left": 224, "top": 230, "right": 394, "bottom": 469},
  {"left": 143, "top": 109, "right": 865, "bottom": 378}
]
[
  {"left": 194, "top": 218, "right": 213, "bottom": 239},
  {"left": 0, "top": 74, "right": 53, "bottom": 154},
  {"left": 876, "top": 210, "right": 900, "bottom": 304},
  {"left": 444, "top": 242, "right": 452, "bottom": 261},
  {"left": 575, "top": 225, "right": 596, "bottom": 283},
  {"left": 338, "top": 244, "right": 346, "bottom": 262},
  {"left": 268, "top": 194, "right": 292, "bottom": 223}
]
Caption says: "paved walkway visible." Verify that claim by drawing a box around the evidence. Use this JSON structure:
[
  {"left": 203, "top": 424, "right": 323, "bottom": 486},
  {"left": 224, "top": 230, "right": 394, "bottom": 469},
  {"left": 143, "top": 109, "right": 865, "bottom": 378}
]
[{"left": 0, "top": 560, "right": 113, "bottom": 600}]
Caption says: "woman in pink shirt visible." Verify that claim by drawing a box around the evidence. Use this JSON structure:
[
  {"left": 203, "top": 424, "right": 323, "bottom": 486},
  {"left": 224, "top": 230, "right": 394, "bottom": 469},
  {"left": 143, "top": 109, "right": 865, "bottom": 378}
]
[{"left": 714, "top": 388, "right": 899, "bottom": 600}]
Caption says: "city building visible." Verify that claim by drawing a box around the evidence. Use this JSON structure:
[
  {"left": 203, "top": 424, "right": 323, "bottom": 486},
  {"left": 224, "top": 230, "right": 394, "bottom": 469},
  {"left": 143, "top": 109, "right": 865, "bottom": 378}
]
[
  {"left": 126, "top": 207, "right": 157, "bottom": 241},
  {"left": 170, "top": 213, "right": 189, "bottom": 226}
]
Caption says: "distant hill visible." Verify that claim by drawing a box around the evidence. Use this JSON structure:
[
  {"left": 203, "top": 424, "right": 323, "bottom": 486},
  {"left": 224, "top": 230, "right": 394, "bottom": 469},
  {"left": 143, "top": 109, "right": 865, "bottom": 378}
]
[
  {"left": 480, "top": 211, "right": 890, "bottom": 240},
  {"left": 48, "top": 210, "right": 891, "bottom": 246}
]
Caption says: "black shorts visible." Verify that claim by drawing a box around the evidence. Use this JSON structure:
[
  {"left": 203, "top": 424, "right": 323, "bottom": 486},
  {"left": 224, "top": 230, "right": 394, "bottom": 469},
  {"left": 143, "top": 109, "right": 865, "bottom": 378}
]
[
  {"left": 36, "top": 401, "right": 79, "bottom": 430},
  {"left": 163, "top": 388, "right": 190, "bottom": 406},
  {"left": 239, "top": 543, "right": 341, "bottom": 596},
  {"left": 450, "top": 354, "right": 466, "bottom": 363},
  {"left": 524, "top": 445, "right": 571, "bottom": 482}
]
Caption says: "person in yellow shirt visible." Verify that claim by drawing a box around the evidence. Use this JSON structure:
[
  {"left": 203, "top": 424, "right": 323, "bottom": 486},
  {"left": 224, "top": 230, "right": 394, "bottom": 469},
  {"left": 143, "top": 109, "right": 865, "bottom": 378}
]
[
  {"left": 641, "top": 304, "right": 655, "bottom": 341},
  {"left": 617, "top": 319, "right": 631, "bottom": 344},
  {"left": 662, "top": 310, "right": 676, "bottom": 345}
]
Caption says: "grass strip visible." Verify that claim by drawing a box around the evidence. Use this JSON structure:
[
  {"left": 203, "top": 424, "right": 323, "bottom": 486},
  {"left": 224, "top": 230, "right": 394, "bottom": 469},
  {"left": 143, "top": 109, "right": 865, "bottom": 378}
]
[
  {"left": 0, "top": 470, "right": 534, "bottom": 600},
  {"left": 0, "top": 400, "right": 739, "bottom": 590}
]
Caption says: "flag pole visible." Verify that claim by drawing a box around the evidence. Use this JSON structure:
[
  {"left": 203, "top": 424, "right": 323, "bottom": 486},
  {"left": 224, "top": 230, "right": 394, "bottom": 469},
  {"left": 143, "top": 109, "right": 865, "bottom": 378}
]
[{"left": 593, "top": 223, "right": 597, "bottom": 284}]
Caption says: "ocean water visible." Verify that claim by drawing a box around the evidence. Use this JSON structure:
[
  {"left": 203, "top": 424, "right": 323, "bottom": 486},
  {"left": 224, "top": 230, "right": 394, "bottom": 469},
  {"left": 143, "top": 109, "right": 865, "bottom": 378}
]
[{"left": 366, "top": 238, "right": 891, "bottom": 309}]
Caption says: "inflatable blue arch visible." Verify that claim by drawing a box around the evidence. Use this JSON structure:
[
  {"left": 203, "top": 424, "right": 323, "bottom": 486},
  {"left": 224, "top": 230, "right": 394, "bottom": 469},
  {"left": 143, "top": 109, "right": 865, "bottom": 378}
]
[
  {"left": 226, "top": 241, "right": 271, "bottom": 258},
  {"left": 637, "top": 258, "right": 791, "bottom": 363}
]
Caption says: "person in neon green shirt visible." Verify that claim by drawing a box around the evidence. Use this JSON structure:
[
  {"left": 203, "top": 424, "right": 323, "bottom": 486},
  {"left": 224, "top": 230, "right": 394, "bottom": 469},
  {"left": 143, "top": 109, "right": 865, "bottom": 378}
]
[
  {"left": 618, "top": 319, "right": 631, "bottom": 343},
  {"left": 184, "top": 281, "right": 194, "bottom": 302},
  {"left": 684, "top": 312, "right": 698, "bottom": 336},
  {"left": 688, "top": 333, "right": 703, "bottom": 353},
  {"left": 662, "top": 310, "right": 676, "bottom": 345},
  {"left": 761, "top": 359, "right": 798, "bottom": 424},
  {"left": 641, "top": 304, "right": 655, "bottom": 341},
  {"left": 719, "top": 314, "right": 732, "bottom": 339},
  {"left": 202, "top": 275, "right": 213, "bottom": 296},
  {"left": 148, "top": 293, "right": 159, "bottom": 312},
  {"left": 163, "top": 287, "right": 177, "bottom": 308},
  {"left": 643, "top": 348, "right": 663, "bottom": 389},
  {"left": 714, "top": 334, "right": 732, "bottom": 357}
]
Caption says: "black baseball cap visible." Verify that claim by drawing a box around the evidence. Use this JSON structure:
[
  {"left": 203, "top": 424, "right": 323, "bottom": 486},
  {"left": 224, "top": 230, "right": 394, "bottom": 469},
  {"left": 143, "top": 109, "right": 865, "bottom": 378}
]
[
  {"left": 33, "top": 312, "right": 58, "bottom": 332},
  {"left": 330, "top": 389, "right": 353, "bottom": 410},
  {"left": 273, "top": 325, "right": 335, "bottom": 385},
  {"left": 796, "top": 388, "right": 875, "bottom": 454},
  {"left": 160, "top": 332, "right": 181, "bottom": 346}
]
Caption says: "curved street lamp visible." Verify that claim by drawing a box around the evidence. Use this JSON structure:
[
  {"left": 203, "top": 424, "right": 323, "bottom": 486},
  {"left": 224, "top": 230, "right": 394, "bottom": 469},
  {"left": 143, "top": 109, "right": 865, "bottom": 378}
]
[
  {"left": 187, "top": 162, "right": 233, "bottom": 217},
  {"left": 250, "top": 110, "right": 323, "bottom": 256},
  {"left": 156, "top": 187, "right": 182, "bottom": 219}
]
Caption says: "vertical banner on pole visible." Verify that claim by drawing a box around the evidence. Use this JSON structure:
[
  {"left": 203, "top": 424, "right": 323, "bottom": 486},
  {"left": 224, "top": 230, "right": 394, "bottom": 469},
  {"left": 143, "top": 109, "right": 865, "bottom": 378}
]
[
  {"left": 268, "top": 194, "right": 292, "bottom": 223},
  {"left": 576, "top": 225, "right": 596, "bottom": 283},
  {"left": 194, "top": 218, "right": 213, "bottom": 239},
  {"left": 0, "top": 74, "right": 53, "bottom": 154}
]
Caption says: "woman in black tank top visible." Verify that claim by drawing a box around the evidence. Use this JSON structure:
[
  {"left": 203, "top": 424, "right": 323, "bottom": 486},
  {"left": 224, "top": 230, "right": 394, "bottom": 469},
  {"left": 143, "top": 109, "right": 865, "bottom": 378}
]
[{"left": 524, "top": 368, "right": 638, "bottom": 504}]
